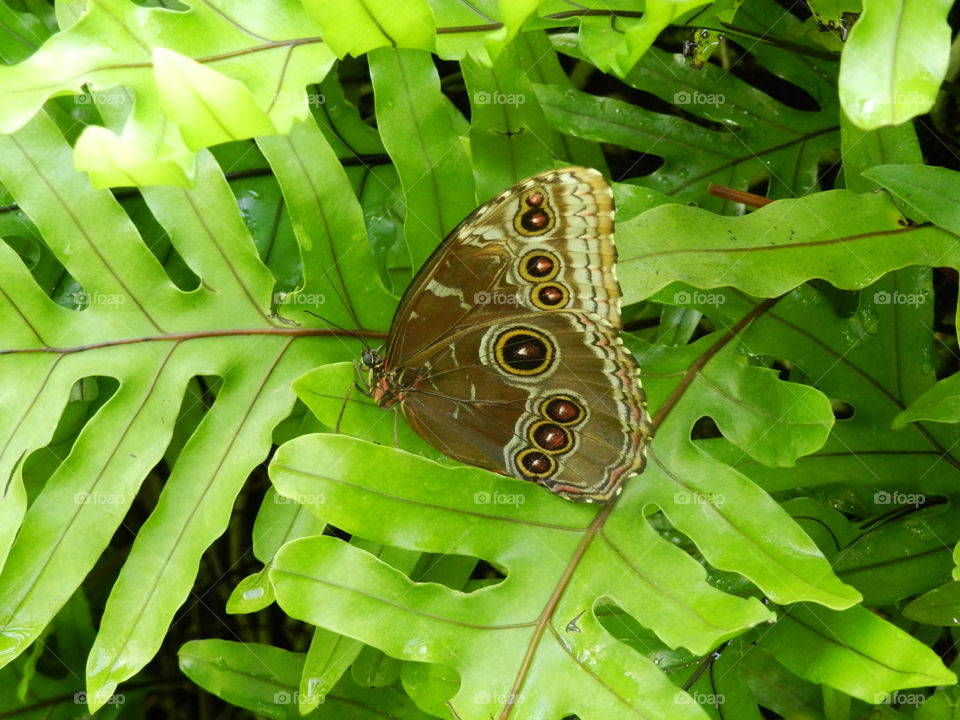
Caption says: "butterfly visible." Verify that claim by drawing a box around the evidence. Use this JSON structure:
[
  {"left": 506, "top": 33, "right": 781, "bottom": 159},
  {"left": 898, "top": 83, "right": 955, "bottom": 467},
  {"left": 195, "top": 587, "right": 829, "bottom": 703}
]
[{"left": 361, "top": 167, "right": 652, "bottom": 503}]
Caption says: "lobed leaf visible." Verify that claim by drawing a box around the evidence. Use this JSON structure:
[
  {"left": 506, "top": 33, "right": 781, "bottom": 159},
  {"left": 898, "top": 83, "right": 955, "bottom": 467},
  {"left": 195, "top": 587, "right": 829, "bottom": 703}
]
[
  {"left": 179, "top": 638, "right": 437, "bottom": 719},
  {"left": 760, "top": 604, "right": 956, "bottom": 702},
  {"left": 0, "top": 0, "right": 335, "bottom": 187},
  {"left": 903, "top": 581, "right": 960, "bottom": 627},
  {"left": 0, "top": 111, "right": 353, "bottom": 711},
  {"left": 839, "top": 0, "right": 951, "bottom": 129},
  {"left": 304, "top": 0, "right": 436, "bottom": 57},
  {"left": 617, "top": 190, "right": 954, "bottom": 302},
  {"left": 864, "top": 163, "right": 960, "bottom": 234},
  {"left": 369, "top": 48, "right": 476, "bottom": 272}
]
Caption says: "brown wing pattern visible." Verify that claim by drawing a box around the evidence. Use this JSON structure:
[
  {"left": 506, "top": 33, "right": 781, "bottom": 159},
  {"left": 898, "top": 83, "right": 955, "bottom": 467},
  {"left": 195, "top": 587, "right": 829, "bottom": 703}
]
[
  {"left": 399, "top": 311, "right": 651, "bottom": 502},
  {"left": 386, "top": 167, "right": 621, "bottom": 370},
  {"left": 383, "top": 167, "right": 651, "bottom": 503}
]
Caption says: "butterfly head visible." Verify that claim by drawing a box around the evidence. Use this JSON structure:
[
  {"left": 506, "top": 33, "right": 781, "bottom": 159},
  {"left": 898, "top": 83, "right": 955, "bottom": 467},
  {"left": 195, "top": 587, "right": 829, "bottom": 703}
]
[
  {"left": 360, "top": 347, "right": 383, "bottom": 371},
  {"left": 359, "top": 346, "right": 395, "bottom": 407}
]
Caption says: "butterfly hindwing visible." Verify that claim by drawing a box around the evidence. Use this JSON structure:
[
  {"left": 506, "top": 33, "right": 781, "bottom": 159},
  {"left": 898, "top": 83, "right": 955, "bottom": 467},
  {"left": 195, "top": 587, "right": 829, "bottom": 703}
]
[{"left": 398, "top": 310, "right": 651, "bottom": 502}]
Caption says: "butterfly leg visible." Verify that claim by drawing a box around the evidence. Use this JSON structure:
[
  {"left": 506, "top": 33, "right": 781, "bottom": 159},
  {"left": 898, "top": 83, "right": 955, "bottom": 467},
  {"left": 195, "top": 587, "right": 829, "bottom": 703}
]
[
  {"left": 352, "top": 359, "right": 373, "bottom": 398},
  {"left": 392, "top": 407, "right": 400, "bottom": 448},
  {"left": 334, "top": 384, "right": 354, "bottom": 434}
]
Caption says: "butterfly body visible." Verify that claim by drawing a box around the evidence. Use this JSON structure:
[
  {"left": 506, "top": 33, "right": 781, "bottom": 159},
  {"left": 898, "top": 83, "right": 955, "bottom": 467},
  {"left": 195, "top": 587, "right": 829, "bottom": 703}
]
[{"left": 366, "top": 167, "right": 652, "bottom": 503}]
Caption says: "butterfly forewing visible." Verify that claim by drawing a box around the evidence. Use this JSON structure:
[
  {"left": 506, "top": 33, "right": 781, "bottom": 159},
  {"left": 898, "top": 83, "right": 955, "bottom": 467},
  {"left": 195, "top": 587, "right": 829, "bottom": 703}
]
[{"left": 386, "top": 167, "right": 622, "bottom": 366}]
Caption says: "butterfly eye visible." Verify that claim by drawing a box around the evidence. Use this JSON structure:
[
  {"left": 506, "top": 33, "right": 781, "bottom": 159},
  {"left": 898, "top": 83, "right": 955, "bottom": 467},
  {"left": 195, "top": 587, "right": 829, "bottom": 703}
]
[{"left": 361, "top": 349, "right": 378, "bottom": 367}]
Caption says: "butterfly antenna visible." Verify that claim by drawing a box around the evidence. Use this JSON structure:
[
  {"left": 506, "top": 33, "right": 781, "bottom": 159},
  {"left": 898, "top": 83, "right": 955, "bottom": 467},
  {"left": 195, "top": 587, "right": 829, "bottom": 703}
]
[
  {"left": 303, "top": 310, "right": 374, "bottom": 354},
  {"left": 311, "top": 261, "right": 364, "bottom": 329}
]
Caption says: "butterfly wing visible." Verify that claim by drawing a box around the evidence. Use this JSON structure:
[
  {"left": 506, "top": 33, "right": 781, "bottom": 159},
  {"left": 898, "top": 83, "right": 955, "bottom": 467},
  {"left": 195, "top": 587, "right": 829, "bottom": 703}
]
[
  {"left": 384, "top": 166, "right": 651, "bottom": 502},
  {"left": 398, "top": 311, "right": 651, "bottom": 502},
  {"left": 385, "top": 166, "right": 622, "bottom": 371}
]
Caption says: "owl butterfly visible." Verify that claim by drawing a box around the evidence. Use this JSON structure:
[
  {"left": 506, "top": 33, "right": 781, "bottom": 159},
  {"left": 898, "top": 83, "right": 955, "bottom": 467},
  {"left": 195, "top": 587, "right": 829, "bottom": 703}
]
[{"left": 362, "top": 167, "right": 652, "bottom": 503}]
